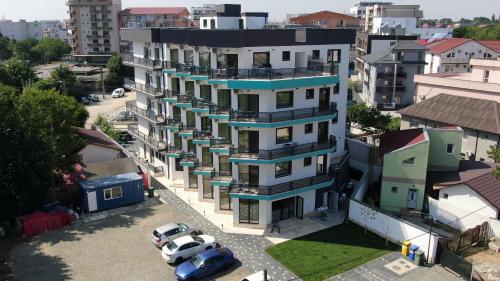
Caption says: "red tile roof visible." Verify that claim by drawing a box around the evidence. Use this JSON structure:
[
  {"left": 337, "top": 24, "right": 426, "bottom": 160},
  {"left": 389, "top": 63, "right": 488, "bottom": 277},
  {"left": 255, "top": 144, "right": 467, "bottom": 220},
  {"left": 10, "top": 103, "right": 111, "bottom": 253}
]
[
  {"left": 77, "top": 127, "right": 121, "bottom": 151},
  {"left": 379, "top": 128, "right": 427, "bottom": 157},
  {"left": 426, "top": 38, "right": 471, "bottom": 54},
  {"left": 123, "top": 7, "right": 189, "bottom": 15},
  {"left": 478, "top": 41, "right": 500, "bottom": 53}
]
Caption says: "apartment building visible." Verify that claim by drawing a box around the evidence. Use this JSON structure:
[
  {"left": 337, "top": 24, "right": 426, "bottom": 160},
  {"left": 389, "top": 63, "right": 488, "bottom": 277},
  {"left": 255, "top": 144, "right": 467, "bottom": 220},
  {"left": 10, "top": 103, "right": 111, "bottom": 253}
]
[
  {"left": 350, "top": 1, "right": 393, "bottom": 30},
  {"left": 67, "top": 0, "right": 121, "bottom": 62},
  {"left": 288, "top": 11, "right": 360, "bottom": 29},
  {"left": 120, "top": 4, "right": 355, "bottom": 229},
  {"left": 417, "top": 38, "right": 500, "bottom": 73},
  {"left": 0, "top": 20, "right": 44, "bottom": 40},
  {"left": 119, "top": 7, "right": 191, "bottom": 28},
  {"left": 360, "top": 41, "right": 427, "bottom": 109},
  {"left": 191, "top": 4, "right": 218, "bottom": 21}
]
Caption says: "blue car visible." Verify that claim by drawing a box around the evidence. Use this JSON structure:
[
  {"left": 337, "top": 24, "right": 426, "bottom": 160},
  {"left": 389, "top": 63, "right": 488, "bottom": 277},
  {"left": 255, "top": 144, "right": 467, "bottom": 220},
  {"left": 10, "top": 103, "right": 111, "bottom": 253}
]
[{"left": 175, "top": 247, "right": 235, "bottom": 281}]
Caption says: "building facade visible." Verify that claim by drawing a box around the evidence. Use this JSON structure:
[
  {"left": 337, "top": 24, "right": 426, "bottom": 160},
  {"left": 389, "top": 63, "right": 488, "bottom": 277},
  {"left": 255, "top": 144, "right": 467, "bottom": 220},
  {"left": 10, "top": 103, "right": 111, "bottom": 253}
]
[
  {"left": 288, "top": 11, "right": 359, "bottom": 29},
  {"left": 119, "top": 7, "right": 191, "bottom": 29},
  {"left": 191, "top": 4, "right": 218, "bottom": 21},
  {"left": 67, "top": 0, "right": 121, "bottom": 57},
  {"left": 120, "top": 5, "right": 355, "bottom": 229}
]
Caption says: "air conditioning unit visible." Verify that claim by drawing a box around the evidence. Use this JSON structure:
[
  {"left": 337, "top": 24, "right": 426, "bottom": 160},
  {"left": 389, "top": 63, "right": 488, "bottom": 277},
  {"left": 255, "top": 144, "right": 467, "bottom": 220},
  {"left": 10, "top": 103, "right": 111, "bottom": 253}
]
[
  {"left": 179, "top": 44, "right": 185, "bottom": 49},
  {"left": 194, "top": 46, "right": 199, "bottom": 51},
  {"left": 195, "top": 80, "right": 201, "bottom": 84},
  {"left": 466, "top": 151, "right": 473, "bottom": 157},
  {"left": 166, "top": 43, "right": 171, "bottom": 48},
  {"left": 233, "top": 89, "right": 239, "bottom": 93},
  {"left": 212, "top": 48, "right": 218, "bottom": 53},
  {"left": 213, "top": 84, "right": 218, "bottom": 88}
]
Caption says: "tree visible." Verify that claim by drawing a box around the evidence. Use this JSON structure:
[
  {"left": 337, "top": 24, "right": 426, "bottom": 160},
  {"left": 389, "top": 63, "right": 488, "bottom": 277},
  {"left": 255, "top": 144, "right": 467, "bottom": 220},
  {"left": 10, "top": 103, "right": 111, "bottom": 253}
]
[
  {"left": 487, "top": 145, "right": 500, "bottom": 180},
  {"left": 3, "top": 58, "right": 37, "bottom": 88},
  {"left": 348, "top": 103, "right": 400, "bottom": 135},
  {"left": 93, "top": 114, "right": 121, "bottom": 141},
  {"left": 105, "top": 53, "right": 125, "bottom": 86},
  {"left": 33, "top": 38, "right": 71, "bottom": 64},
  {"left": 50, "top": 64, "right": 88, "bottom": 98},
  {"left": 10, "top": 38, "right": 40, "bottom": 63},
  {"left": 0, "top": 37, "right": 12, "bottom": 60}
]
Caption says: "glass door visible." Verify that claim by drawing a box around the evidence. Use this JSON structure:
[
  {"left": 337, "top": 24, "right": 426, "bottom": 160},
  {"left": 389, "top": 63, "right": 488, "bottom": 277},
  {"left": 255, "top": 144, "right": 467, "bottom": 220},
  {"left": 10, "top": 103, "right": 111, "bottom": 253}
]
[
  {"left": 171, "top": 77, "right": 180, "bottom": 92},
  {"left": 296, "top": 196, "right": 304, "bottom": 219},
  {"left": 238, "top": 94, "right": 259, "bottom": 112},
  {"left": 217, "top": 89, "right": 231, "bottom": 111},
  {"left": 202, "top": 147, "right": 213, "bottom": 166},
  {"left": 185, "top": 81, "right": 195, "bottom": 96},
  {"left": 317, "top": 154, "right": 327, "bottom": 175},
  {"left": 188, "top": 167, "right": 197, "bottom": 189},
  {"left": 218, "top": 123, "right": 231, "bottom": 141},
  {"left": 319, "top": 87, "right": 330, "bottom": 111},
  {"left": 219, "top": 155, "right": 231, "bottom": 175},
  {"left": 239, "top": 131, "right": 259, "bottom": 154},
  {"left": 201, "top": 116, "right": 211, "bottom": 131},
  {"left": 239, "top": 199, "right": 259, "bottom": 224},
  {"left": 220, "top": 187, "right": 232, "bottom": 210},
  {"left": 202, "top": 176, "right": 212, "bottom": 199},
  {"left": 200, "top": 85, "right": 212, "bottom": 102},
  {"left": 186, "top": 111, "right": 196, "bottom": 128},
  {"left": 318, "top": 121, "right": 329, "bottom": 143}
]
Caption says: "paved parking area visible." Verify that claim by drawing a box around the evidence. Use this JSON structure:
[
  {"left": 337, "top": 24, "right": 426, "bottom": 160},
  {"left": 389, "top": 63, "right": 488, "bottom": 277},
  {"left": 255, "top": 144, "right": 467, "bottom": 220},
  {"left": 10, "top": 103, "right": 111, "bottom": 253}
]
[
  {"left": 84, "top": 91, "right": 136, "bottom": 126},
  {"left": 9, "top": 199, "right": 248, "bottom": 281}
]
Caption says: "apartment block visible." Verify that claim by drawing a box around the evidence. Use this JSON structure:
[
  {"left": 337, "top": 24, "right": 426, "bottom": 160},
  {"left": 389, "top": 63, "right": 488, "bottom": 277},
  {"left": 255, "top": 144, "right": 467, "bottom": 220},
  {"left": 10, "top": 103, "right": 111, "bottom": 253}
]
[
  {"left": 119, "top": 7, "right": 191, "bottom": 28},
  {"left": 66, "top": 0, "right": 121, "bottom": 60},
  {"left": 360, "top": 41, "right": 427, "bottom": 110},
  {"left": 120, "top": 4, "right": 355, "bottom": 229},
  {"left": 0, "top": 20, "right": 44, "bottom": 40}
]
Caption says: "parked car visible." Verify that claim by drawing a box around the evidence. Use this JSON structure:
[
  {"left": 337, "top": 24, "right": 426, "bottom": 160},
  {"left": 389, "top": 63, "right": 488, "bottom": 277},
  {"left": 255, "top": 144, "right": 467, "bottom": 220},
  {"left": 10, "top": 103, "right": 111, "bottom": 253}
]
[
  {"left": 117, "top": 131, "right": 134, "bottom": 144},
  {"left": 87, "top": 94, "right": 100, "bottom": 102},
  {"left": 152, "top": 223, "right": 201, "bottom": 248},
  {"left": 115, "top": 111, "right": 133, "bottom": 121},
  {"left": 111, "top": 88, "right": 125, "bottom": 98},
  {"left": 80, "top": 96, "right": 90, "bottom": 105},
  {"left": 161, "top": 235, "right": 216, "bottom": 264},
  {"left": 175, "top": 248, "right": 235, "bottom": 281},
  {"left": 241, "top": 271, "right": 273, "bottom": 281}
]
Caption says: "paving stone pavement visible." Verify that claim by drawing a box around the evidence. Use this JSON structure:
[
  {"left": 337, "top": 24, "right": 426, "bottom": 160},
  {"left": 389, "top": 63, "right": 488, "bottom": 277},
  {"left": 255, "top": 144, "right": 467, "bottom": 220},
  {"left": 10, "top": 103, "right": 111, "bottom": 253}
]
[{"left": 155, "top": 188, "right": 298, "bottom": 281}]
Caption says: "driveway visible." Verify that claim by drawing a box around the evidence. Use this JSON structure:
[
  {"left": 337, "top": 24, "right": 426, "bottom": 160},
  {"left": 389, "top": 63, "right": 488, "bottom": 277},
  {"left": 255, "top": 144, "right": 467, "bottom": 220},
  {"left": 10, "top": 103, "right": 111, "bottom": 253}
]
[
  {"left": 9, "top": 199, "right": 248, "bottom": 281},
  {"left": 85, "top": 91, "right": 136, "bottom": 126}
]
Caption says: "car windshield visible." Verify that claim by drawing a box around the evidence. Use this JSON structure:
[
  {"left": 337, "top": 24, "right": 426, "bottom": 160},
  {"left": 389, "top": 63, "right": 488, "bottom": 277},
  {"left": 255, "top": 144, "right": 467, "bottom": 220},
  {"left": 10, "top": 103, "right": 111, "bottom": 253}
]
[
  {"left": 166, "top": 241, "right": 178, "bottom": 251},
  {"left": 192, "top": 236, "right": 204, "bottom": 243},
  {"left": 153, "top": 230, "right": 161, "bottom": 238},
  {"left": 178, "top": 223, "right": 189, "bottom": 232},
  {"left": 190, "top": 255, "right": 204, "bottom": 269}
]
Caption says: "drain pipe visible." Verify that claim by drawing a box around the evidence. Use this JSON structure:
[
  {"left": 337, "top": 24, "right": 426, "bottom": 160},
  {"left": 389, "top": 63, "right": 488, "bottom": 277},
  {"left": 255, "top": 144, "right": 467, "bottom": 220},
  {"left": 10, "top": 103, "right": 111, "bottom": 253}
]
[{"left": 263, "top": 269, "right": 268, "bottom": 281}]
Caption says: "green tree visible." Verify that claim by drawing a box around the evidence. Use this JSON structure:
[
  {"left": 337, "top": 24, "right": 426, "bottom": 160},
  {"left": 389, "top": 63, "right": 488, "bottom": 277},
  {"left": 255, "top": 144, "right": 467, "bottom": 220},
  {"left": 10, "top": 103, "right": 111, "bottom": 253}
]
[
  {"left": 93, "top": 114, "right": 121, "bottom": 141},
  {"left": 348, "top": 103, "right": 400, "bottom": 135},
  {"left": 33, "top": 38, "right": 71, "bottom": 64},
  {"left": 10, "top": 38, "right": 40, "bottom": 63},
  {"left": 487, "top": 145, "right": 500, "bottom": 180},
  {"left": 50, "top": 64, "right": 88, "bottom": 98},
  {"left": 0, "top": 37, "right": 12, "bottom": 60},
  {"left": 3, "top": 58, "right": 37, "bottom": 88},
  {"left": 105, "top": 53, "right": 125, "bottom": 86}
]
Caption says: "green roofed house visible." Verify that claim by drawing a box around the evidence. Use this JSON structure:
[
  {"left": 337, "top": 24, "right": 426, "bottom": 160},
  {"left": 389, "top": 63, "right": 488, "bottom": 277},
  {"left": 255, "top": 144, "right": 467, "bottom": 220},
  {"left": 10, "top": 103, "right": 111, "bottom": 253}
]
[{"left": 379, "top": 126, "right": 463, "bottom": 213}]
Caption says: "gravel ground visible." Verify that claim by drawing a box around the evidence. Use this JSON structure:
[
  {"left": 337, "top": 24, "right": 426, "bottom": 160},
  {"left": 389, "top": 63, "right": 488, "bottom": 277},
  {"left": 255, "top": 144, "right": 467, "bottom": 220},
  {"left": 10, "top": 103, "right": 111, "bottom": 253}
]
[
  {"left": 9, "top": 200, "right": 248, "bottom": 281},
  {"left": 85, "top": 91, "right": 136, "bottom": 126}
]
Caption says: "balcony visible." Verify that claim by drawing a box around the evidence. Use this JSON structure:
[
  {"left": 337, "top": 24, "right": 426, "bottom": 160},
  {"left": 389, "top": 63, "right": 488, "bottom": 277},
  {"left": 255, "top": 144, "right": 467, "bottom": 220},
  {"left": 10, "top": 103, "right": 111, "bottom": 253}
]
[
  {"left": 193, "top": 163, "right": 215, "bottom": 176},
  {"left": 166, "top": 145, "right": 182, "bottom": 158},
  {"left": 208, "top": 104, "right": 231, "bottom": 119},
  {"left": 179, "top": 125, "right": 196, "bottom": 137},
  {"left": 376, "top": 72, "right": 407, "bottom": 79},
  {"left": 192, "top": 130, "right": 212, "bottom": 145},
  {"left": 124, "top": 78, "right": 164, "bottom": 98},
  {"left": 209, "top": 137, "right": 232, "bottom": 154},
  {"left": 165, "top": 118, "right": 182, "bottom": 131},
  {"left": 210, "top": 171, "right": 233, "bottom": 186},
  {"left": 127, "top": 124, "right": 167, "bottom": 151},
  {"left": 126, "top": 101, "right": 166, "bottom": 125},
  {"left": 209, "top": 64, "right": 339, "bottom": 80},
  {"left": 175, "top": 95, "right": 193, "bottom": 108},
  {"left": 440, "top": 58, "right": 470, "bottom": 64},
  {"left": 179, "top": 152, "right": 197, "bottom": 167},
  {"left": 122, "top": 54, "right": 162, "bottom": 69},
  {"left": 376, "top": 85, "right": 406, "bottom": 93},
  {"left": 230, "top": 136, "right": 336, "bottom": 163},
  {"left": 164, "top": 89, "right": 182, "bottom": 102},
  {"left": 231, "top": 166, "right": 334, "bottom": 197},
  {"left": 229, "top": 102, "right": 337, "bottom": 127},
  {"left": 191, "top": 98, "right": 211, "bottom": 113}
]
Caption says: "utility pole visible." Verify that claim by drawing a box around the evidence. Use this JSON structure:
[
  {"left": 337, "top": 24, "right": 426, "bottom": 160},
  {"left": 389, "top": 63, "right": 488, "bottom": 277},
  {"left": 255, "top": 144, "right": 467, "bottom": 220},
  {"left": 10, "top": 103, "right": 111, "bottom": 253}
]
[{"left": 100, "top": 66, "right": 105, "bottom": 99}]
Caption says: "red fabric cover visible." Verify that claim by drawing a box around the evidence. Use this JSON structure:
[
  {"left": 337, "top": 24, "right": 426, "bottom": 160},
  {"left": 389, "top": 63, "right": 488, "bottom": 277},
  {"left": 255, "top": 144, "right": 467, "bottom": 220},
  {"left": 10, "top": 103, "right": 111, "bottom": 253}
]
[
  {"left": 22, "top": 211, "right": 75, "bottom": 237},
  {"left": 141, "top": 172, "right": 149, "bottom": 190}
]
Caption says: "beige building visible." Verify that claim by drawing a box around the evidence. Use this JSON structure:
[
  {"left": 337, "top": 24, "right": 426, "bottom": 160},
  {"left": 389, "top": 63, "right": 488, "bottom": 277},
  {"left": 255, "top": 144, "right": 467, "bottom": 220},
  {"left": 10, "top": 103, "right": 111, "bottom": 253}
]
[{"left": 67, "top": 0, "right": 121, "bottom": 60}]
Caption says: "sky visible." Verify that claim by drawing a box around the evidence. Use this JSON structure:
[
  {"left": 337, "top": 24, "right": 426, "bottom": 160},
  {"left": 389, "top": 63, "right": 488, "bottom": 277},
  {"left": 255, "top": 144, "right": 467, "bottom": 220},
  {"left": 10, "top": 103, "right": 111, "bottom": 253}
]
[{"left": 0, "top": 0, "right": 499, "bottom": 22}]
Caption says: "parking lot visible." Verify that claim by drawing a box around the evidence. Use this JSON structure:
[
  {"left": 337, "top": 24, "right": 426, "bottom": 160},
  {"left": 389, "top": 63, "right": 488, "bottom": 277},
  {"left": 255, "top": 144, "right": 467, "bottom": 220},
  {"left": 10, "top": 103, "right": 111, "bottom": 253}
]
[
  {"left": 9, "top": 199, "right": 249, "bottom": 281},
  {"left": 84, "top": 91, "right": 136, "bottom": 127}
]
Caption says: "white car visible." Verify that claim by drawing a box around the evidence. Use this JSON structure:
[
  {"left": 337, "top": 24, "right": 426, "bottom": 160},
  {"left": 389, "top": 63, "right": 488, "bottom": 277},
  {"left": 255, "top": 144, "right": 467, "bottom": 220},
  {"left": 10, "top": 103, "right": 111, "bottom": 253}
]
[
  {"left": 161, "top": 235, "right": 216, "bottom": 264},
  {"left": 151, "top": 223, "right": 201, "bottom": 248},
  {"left": 241, "top": 271, "right": 273, "bottom": 281},
  {"left": 111, "top": 88, "right": 125, "bottom": 98}
]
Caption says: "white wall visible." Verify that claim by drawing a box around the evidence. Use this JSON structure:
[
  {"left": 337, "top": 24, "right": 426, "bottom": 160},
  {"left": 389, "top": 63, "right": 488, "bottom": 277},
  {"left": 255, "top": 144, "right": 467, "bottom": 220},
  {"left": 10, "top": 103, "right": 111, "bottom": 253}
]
[
  {"left": 437, "top": 184, "right": 498, "bottom": 219},
  {"left": 349, "top": 199, "right": 439, "bottom": 263},
  {"left": 79, "top": 144, "right": 121, "bottom": 165},
  {"left": 242, "top": 16, "right": 267, "bottom": 29}
]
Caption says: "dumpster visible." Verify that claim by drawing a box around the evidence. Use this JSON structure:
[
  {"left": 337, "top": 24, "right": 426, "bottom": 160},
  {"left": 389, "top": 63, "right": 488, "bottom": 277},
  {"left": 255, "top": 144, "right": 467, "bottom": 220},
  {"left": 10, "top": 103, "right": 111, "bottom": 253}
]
[
  {"left": 148, "top": 188, "right": 155, "bottom": 198},
  {"left": 414, "top": 250, "right": 425, "bottom": 265},
  {"left": 409, "top": 245, "right": 419, "bottom": 260},
  {"left": 402, "top": 240, "right": 411, "bottom": 256}
]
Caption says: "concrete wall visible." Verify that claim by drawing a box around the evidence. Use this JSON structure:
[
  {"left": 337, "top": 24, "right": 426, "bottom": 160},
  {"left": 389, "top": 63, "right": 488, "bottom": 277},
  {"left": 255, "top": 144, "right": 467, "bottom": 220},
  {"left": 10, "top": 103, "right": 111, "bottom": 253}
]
[
  {"left": 437, "top": 184, "right": 498, "bottom": 218},
  {"left": 426, "top": 128, "right": 462, "bottom": 171}
]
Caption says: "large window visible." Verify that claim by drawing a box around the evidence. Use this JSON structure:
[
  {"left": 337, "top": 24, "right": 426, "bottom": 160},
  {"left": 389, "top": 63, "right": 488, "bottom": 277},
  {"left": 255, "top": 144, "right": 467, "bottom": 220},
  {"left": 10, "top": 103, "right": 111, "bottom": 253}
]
[
  {"left": 175, "top": 158, "right": 183, "bottom": 171},
  {"left": 219, "top": 155, "right": 231, "bottom": 174},
  {"left": 217, "top": 89, "right": 231, "bottom": 110},
  {"left": 170, "top": 49, "right": 179, "bottom": 63},
  {"left": 220, "top": 187, "right": 232, "bottom": 210},
  {"left": 184, "top": 50, "right": 194, "bottom": 64},
  {"left": 306, "top": 88, "right": 314, "bottom": 99},
  {"left": 104, "top": 186, "right": 122, "bottom": 200},
  {"left": 199, "top": 52, "right": 211, "bottom": 69},
  {"left": 275, "top": 161, "right": 292, "bottom": 178},
  {"left": 253, "top": 52, "right": 270, "bottom": 67},
  {"left": 239, "top": 199, "right": 259, "bottom": 224},
  {"left": 202, "top": 176, "right": 213, "bottom": 199},
  {"left": 276, "top": 127, "right": 292, "bottom": 144},
  {"left": 327, "top": 49, "right": 341, "bottom": 63},
  {"left": 276, "top": 91, "right": 293, "bottom": 108},
  {"left": 282, "top": 51, "right": 291, "bottom": 61}
]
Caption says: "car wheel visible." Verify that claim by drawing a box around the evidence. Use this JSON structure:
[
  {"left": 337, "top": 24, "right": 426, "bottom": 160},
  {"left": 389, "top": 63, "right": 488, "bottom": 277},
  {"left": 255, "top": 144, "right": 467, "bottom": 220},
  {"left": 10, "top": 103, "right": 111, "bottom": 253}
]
[
  {"left": 175, "top": 257, "right": 183, "bottom": 264},
  {"left": 190, "top": 230, "right": 201, "bottom": 235}
]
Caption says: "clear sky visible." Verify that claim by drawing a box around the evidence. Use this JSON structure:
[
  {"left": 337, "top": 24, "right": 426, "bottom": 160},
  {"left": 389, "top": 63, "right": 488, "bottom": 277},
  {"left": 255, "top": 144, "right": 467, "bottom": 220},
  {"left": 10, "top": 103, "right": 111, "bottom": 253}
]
[{"left": 1, "top": 0, "right": 499, "bottom": 22}]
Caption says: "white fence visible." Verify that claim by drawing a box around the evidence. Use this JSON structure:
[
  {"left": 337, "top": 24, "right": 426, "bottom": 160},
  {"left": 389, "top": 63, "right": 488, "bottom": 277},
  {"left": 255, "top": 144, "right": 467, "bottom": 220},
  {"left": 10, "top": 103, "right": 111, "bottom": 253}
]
[
  {"left": 429, "top": 197, "right": 500, "bottom": 237},
  {"left": 349, "top": 199, "right": 439, "bottom": 263}
]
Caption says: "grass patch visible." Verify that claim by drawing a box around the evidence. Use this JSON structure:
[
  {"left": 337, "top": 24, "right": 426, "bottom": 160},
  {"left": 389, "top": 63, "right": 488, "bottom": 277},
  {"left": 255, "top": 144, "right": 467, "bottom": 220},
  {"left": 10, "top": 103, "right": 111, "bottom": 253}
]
[{"left": 265, "top": 223, "right": 396, "bottom": 281}]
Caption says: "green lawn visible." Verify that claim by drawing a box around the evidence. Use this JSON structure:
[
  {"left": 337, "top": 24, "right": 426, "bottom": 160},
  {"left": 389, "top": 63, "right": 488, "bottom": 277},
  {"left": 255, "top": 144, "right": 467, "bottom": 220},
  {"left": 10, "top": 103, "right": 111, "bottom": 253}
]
[{"left": 265, "top": 223, "right": 396, "bottom": 281}]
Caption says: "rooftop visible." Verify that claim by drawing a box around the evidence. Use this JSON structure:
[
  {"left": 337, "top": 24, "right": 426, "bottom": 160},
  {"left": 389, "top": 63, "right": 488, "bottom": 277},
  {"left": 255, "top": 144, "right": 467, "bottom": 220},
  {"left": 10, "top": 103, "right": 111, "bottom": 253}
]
[
  {"left": 427, "top": 160, "right": 500, "bottom": 209},
  {"left": 418, "top": 38, "right": 471, "bottom": 54},
  {"left": 78, "top": 127, "right": 122, "bottom": 151},
  {"left": 379, "top": 128, "right": 427, "bottom": 157},
  {"left": 478, "top": 40, "right": 500, "bottom": 53},
  {"left": 363, "top": 41, "right": 427, "bottom": 64},
  {"left": 84, "top": 158, "right": 140, "bottom": 179},
  {"left": 398, "top": 94, "right": 500, "bottom": 134},
  {"left": 121, "top": 7, "right": 188, "bottom": 15},
  {"left": 289, "top": 10, "right": 358, "bottom": 21}
]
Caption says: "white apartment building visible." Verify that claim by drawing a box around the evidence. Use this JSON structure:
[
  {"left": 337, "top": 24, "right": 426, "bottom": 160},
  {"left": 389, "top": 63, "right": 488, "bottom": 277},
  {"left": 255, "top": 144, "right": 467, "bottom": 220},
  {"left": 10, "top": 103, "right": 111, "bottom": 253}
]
[
  {"left": 191, "top": 4, "right": 217, "bottom": 20},
  {"left": 67, "top": 0, "right": 121, "bottom": 56},
  {"left": 120, "top": 4, "right": 354, "bottom": 229},
  {"left": 0, "top": 20, "right": 69, "bottom": 42}
]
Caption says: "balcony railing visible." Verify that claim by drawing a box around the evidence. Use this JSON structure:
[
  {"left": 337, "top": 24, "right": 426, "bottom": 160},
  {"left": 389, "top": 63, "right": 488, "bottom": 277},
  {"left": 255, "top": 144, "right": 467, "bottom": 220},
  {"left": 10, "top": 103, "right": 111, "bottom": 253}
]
[
  {"left": 165, "top": 89, "right": 182, "bottom": 98},
  {"left": 209, "top": 64, "right": 338, "bottom": 80},
  {"left": 176, "top": 95, "right": 194, "bottom": 104},
  {"left": 127, "top": 124, "right": 167, "bottom": 151},
  {"left": 191, "top": 97, "right": 211, "bottom": 109},
  {"left": 229, "top": 102, "right": 337, "bottom": 123},
  {"left": 165, "top": 117, "right": 182, "bottom": 127},
  {"left": 124, "top": 78, "right": 164, "bottom": 98},
  {"left": 210, "top": 137, "right": 232, "bottom": 147},
  {"left": 376, "top": 85, "right": 406, "bottom": 93},
  {"left": 167, "top": 145, "right": 183, "bottom": 154},
  {"left": 122, "top": 54, "right": 162, "bottom": 69},
  {"left": 376, "top": 72, "right": 407, "bottom": 79},
  {"left": 209, "top": 104, "right": 231, "bottom": 115},
  {"left": 180, "top": 152, "right": 197, "bottom": 161},
  {"left": 210, "top": 171, "right": 233, "bottom": 181},
  {"left": 230, "top": 136, "right": 336, "bottom": 160},
  {"left": 193, "top": 129, "right": 212, "bottom": 140},
  {"left": 231, "top": 165, "right": 334, "bottom": 196},
  {"left": 126, "top": 101, "right": 165, "bottom": 124}
]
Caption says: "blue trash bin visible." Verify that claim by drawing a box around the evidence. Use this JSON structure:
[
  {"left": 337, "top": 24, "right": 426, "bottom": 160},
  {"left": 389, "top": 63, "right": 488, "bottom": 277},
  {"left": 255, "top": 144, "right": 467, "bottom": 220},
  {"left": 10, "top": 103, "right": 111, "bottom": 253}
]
[{"left": 409, "top": 245, "right": 419, "bottom": 261}]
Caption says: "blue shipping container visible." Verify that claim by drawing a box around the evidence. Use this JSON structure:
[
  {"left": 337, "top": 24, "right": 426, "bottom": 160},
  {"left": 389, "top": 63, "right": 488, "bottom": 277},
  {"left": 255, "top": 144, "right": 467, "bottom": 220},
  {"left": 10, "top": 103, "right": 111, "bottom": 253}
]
[{"left": 80, "top": 172, "right": 144, "bottom": 213}]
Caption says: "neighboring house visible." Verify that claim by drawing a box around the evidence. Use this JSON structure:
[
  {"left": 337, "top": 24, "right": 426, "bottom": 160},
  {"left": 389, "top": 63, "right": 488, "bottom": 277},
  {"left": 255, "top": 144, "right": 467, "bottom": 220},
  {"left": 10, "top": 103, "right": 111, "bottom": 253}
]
[
  {"left": 288, "top": 11, "right": 360, "bottom": 29},
  {"left": 78, "top": 128, "right": 124, "bottom": 165},
  {"left": 417, "top": 38, "right": 500, "bottom": 73},
  {"left": 119, "top": 7, "right": 191, "bottom": 28},
  {"left": 379, "top": 127, "right": 462, "bottom": 213},
  {"left": 360, "top": 41, "right": 427, "bottom": 110},
  {"left": 191, "top": 4, "right": 218, "bottom": 21},
  {"left": 198, "top": 4, "right": 268, "bottom": 30},
  {"left": 399, "top": 94, "right": 500, "bottom": 162}
]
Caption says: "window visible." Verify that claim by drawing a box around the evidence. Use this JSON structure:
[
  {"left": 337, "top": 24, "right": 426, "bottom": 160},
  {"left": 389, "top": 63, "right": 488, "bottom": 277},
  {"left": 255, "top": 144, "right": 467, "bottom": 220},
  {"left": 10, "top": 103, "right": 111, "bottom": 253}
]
[
  {"left": 275, "top": 161, "right": 292, "bottom": 177},
  {"left": 327, "top": 49, "right": 341, "bottom": 63},
  {"left": 282, "top": 51, "right": 291, "bottom": 61},
  {"left": 199, "top": 51, "right": 211, "bottom": 69},
  {"left": 446, "top": 144, "right": 454, "bottom": 154},
  {"left": 276, "top": 127, "right": 292, "bottom": 143},
  {"left": 391, "top": 186, "right": 398, "bottom": 193},
  {"left": 304, "top": 157, "right": 312, "bottom": 166},
  {"left": 443, "top": 193, "right": 449, "bottom": 199},
  {"left": 203, "top": 19, "right": 208, "bottom": 27},
  {"left": 402, "top": 157, "right": 415, "bottom": 165},
  {"left": 239, "top": 199, "right": 259, "bottom": 224},
  {"left": 306, "top": 88, "right": 314, "bottom": 99},
  {"left": 389, "top": 41, "right": 396, "bottom": 46},
  {"left": 409, "top": 119, "right": 419, "bottom": 128},
  {"left": 184, "top": 50, "right": 194, "bottom": 64},
  {"left": 104, "top": 186, "right": 122, "bottom": 200},
  {"left": 484, "top": 70, "right": 490, "bottom": 82},
  {"left": 253, "top": 52, "right": 270, "bottom": 67},
  {"left": 305, "top": 123, "right": 313, "bottom": 134},
  {"left": 175, "top": 158, "right": 183, "bottom": 171},
  {"left": 276, "top": 91, "right": 293, "bottom": 108},
  {"left": 333, "top": 83, "right": 339, "bottom": 94},
  {"left": 312, "top": 50, "right": 320, "bottom": 59}
]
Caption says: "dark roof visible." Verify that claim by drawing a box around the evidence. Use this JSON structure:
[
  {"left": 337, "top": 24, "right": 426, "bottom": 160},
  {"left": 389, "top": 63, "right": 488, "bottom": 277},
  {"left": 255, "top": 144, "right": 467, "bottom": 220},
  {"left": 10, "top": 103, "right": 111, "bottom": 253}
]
[
  {"left": 428, "top": 161, "right": 500, "bottom": 209},
  {"left": 398, "top": 94, "right": 500, "bottom": 135},
  {"left": 78, "top": 128, "right": 121, "bottom": 151},
  {"left": 122, "top": 7, "right": 188, "bottom": 15},
  {"left": 363, "top": 50, "right": 393, "bottom": 64},
  {"left": 84, "top": 158, "right": 141, "bottom": 179},
  {"left": 424, "top": 38, "right": 471, "bottom": 54},
  {"left": 391, "top": 41, "right": 428, "bottom": 51},
  {"left": 379, "top": 128, "right": 427, "bottom": 157}
]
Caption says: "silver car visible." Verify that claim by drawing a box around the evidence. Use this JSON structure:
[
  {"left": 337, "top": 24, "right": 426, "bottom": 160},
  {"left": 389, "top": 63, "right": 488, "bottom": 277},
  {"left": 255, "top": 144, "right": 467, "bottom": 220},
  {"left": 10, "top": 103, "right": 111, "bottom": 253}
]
[{"left": 151, "top": 223, "right": 201, "bottom": 248}]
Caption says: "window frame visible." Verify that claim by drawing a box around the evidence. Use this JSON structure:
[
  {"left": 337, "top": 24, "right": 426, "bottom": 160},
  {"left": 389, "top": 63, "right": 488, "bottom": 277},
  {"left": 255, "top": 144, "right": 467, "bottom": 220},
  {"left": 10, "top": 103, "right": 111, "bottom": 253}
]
[
  {"left": 275, "top": 161, "right": 292, "bottom": 178},
  {"left": 304, "top": 123, "right": 313, "bottom": 134},
  {"left": 391, "top": 186, "right": 398, "bottom": 193},
  {"left": 304, "top": 157, "right": 312, "bottom": 167},
  {"left": 402, "top": 157, "right": 415, "bottom": 165},
  {"left": 306, "top": 88, "right": 314, "bottom": 99},
  {"left": 276, "top": 127, "right": 293, "bottom": 144},
  {"left": 446, "top": 144, "right": 454, "bottom": 154},
  {"left": 104, "top": 186, "right": 123, "bottom": 200},
  {"left": 276, "top": 91, "right": 294, "bottom": 109},
  {"left": 282, "top": 51, "right": 291, "bottom": 61}
]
